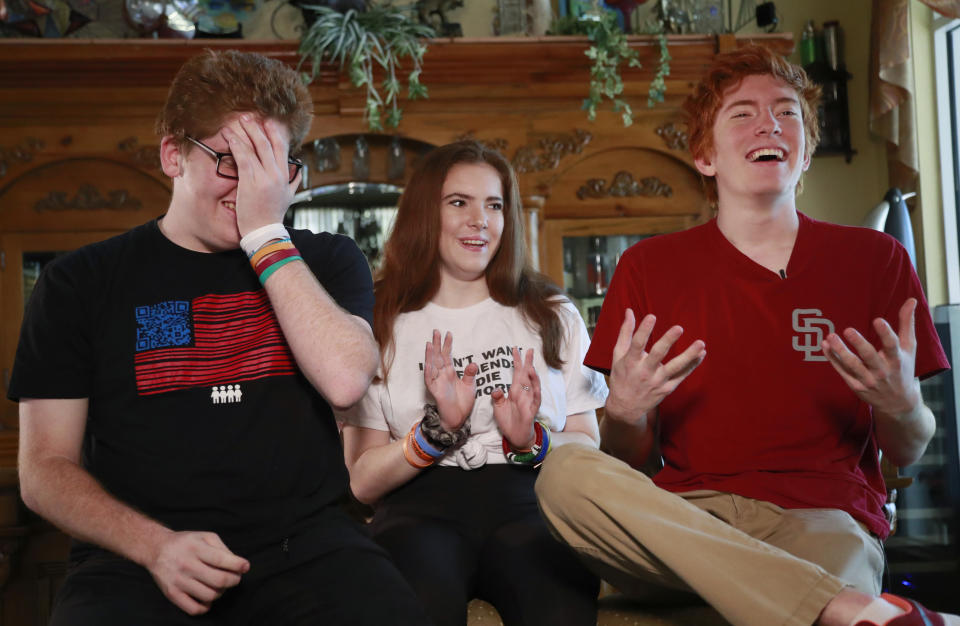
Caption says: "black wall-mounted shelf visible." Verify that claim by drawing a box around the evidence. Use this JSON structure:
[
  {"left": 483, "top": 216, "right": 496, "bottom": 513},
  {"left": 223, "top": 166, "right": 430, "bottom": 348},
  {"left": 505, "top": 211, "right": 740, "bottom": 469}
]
[{"left": 805, "top": 62, "right": 856, "bottom": 163}]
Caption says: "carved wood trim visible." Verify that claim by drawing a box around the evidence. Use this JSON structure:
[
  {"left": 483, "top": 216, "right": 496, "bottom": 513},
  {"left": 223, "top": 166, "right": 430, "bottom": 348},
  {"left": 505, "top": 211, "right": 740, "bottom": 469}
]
[
  {"left": 118, "top": 137, "right": 162, "bottom": 170},
  {"left": 577, "top": 171, "right": 673, "bottom": 200},
  {"left": 513, "top": 130, "right": 592, "bottom": 174},
  {"left": 34, "top": 184, "right": 143, "bottom": 211},
  {"left": 453, "top": 132, "right": 509, "bottom": 154},
  {"left": 0, "top": 138, "right": 45, "bottom": 178},
  {"left": 655, "top": 122, "right": 689, "bottom": 151}
]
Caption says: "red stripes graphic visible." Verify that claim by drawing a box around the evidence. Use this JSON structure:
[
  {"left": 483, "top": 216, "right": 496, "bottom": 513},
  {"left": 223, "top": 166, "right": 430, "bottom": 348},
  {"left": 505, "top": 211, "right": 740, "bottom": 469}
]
[{"left": 135, "top": 291, "right": 296, "bottom": 395}]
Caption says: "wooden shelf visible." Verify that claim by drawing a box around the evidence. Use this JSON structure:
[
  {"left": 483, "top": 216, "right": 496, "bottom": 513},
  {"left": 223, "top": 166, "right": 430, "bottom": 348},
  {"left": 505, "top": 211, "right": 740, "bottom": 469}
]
[{"left": 0, "top": 34, "right": 793, "bottom": 90}]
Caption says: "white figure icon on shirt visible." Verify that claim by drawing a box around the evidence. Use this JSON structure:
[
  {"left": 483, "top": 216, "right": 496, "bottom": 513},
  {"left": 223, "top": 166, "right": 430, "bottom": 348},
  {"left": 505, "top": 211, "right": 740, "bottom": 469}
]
[{"left": 211, "top": 384, "right": 242, "bottom": 404}]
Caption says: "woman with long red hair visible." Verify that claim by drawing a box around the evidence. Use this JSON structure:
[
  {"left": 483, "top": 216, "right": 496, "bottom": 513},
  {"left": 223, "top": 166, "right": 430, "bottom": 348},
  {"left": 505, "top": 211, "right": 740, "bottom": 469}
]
[{"left": 339, "top": 140, "right": 606, "bottom": 626}]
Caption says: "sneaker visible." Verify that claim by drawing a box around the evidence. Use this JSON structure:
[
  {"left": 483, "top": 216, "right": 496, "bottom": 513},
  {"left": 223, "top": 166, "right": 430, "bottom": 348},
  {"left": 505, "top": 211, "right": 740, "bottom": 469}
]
[{"left": 854, "top": 593, "right": 948, "bottom": 626}]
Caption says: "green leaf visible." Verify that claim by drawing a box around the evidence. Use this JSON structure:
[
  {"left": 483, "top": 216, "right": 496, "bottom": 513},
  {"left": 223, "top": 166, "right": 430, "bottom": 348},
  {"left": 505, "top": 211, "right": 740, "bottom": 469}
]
[{"left": 298, "top": 2, "right": 434, "bottom": 130}]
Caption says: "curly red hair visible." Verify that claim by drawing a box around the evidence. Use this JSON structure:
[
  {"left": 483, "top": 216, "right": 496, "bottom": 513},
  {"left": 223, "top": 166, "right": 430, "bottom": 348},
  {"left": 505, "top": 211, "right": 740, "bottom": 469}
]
[
  {"left": 156, "top": 49, "right": 313, "bottom": 153},
  {"left": 683, "top": 44, "right": 821, "bottom": 204}
]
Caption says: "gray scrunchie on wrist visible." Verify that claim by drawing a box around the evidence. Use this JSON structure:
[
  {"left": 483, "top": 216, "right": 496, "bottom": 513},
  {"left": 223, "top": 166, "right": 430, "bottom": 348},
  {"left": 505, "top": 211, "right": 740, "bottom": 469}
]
[{"left": 420, "top": 404, "right": 471, "bottom": 449}]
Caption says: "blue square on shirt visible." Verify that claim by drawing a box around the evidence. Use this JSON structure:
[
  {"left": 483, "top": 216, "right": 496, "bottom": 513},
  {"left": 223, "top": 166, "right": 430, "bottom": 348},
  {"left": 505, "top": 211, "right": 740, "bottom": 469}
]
[{"left": 135, "top": 300, "right": 191, "bottom": 351}]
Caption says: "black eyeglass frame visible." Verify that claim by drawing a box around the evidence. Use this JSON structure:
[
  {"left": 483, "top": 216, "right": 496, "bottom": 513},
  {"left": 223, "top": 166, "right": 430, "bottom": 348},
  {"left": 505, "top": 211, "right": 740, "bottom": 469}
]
[{"left": 185, "top": 136, "right": 304, "bottom": 184}]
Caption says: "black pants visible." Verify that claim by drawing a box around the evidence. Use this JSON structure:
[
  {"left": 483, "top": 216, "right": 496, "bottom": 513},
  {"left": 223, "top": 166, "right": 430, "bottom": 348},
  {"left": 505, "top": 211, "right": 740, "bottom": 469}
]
[
  {"left": 370, "top": 465, "right": 599, "bottom": 626},
  {"left": 50, "top": 513, "right": 431, "bottom": 626}
]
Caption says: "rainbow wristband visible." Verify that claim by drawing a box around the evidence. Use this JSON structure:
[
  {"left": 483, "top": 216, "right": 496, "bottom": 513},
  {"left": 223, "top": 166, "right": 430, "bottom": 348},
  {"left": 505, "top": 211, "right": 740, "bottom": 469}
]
[
  {"left": 254, "top": 248, "right": 301, "bottom": 276},
  {"left": 502, "top": 420, "right": 546, "bottom": 465},
  {"left": 532, "top": 425, "right": 552, "bottom": 464},
  {"left": 258, "top": 255, "right": 302, "bottom": 285},
  {"left": 249, "top": 239, "right": 293, "bottom": 267}
]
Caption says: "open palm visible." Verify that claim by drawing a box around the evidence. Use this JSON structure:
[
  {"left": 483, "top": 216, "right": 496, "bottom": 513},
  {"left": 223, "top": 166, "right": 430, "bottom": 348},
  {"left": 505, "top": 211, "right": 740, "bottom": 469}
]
[
  {"left": 492, "top": 347, "right": 541, "bottom": 449},
  {"left": 424, "top": 330, "right": 478, "bottom": 431}
]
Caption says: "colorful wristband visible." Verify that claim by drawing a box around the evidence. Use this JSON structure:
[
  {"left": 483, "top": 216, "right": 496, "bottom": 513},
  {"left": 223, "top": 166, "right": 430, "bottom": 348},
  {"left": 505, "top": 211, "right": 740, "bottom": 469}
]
[
  {"left": 258, "top": 255, "right": 302, "bottom": 285},
  {"left": 502, "top": 420, "right": 551, "bottom": 466},
  {"left": 414, "top": 421, "right": 446, "bottom": 459},
  {"left": 249, "top": 239, "right": 293, "bottom": 267},
  {"left": 254, "top": 247, "right": 301, "bottom": 276},
  {"left": 402, "top": 424, "right": 436, "bottom": 469},
  {"left": 241, "top": 223, "right": 289, "bottom": 257}
]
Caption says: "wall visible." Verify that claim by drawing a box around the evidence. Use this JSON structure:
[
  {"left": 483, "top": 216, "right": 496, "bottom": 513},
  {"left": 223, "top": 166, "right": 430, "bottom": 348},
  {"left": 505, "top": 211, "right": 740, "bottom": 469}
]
[
  {"left": 738, "top": 0, "right": 890, "bottom": 227},
  {"left": 447, "top": 0, "right": 890, "bottom": 225},
  {"left": 910, "top": 2, "right": 949, "bottom": 307}
]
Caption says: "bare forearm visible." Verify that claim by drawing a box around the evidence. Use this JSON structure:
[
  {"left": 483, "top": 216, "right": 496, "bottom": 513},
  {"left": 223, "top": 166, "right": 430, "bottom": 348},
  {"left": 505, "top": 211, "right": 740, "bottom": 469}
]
[
  {"left": 551, "top": 430, "right": 599, "bottom": 448},
  {"left": 600, "top": 407, "right": 656, "bottom": 468},
  {"left": 553, "top": 410, "right": 601, "bottom": 449},
  {"left": 875, "top": 401, "right": 936, "bottom": 468},
  {"left": 348, "top": 440, "right": 423, "bottom": 505},
  {"left": 263, "top": 261, "right": 378, "bottom": 409},
  {"left": 20, "top": 456, "right": 170, "bottom": 567}
]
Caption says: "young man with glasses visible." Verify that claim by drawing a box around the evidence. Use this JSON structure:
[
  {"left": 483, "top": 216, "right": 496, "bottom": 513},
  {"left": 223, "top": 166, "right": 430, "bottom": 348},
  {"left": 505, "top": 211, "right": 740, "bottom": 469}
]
[
  {"left": 537, "top": 45, "right": 959, "bottom": 626},
  {"left": 9, "top": 50, "right": 429, "bottom": 625}
]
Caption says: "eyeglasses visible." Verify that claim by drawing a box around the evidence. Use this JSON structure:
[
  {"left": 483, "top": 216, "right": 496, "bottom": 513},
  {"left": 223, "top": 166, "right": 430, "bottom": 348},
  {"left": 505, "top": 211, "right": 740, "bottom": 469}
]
[{"left": 186, "top": 136, "right": 304, "bottom": 184}]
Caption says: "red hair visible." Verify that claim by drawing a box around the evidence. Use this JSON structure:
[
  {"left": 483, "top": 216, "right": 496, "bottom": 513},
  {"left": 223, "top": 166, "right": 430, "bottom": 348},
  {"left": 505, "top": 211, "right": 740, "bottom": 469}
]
[
  {"left": 375, "top": 141, "right": 565, "bottom": 378},
  {"left": 156, "top": 49, "right": 313, "bottom": 153},
  {"left": 683, "top": 44, "right": 821, "bottom": 204}
]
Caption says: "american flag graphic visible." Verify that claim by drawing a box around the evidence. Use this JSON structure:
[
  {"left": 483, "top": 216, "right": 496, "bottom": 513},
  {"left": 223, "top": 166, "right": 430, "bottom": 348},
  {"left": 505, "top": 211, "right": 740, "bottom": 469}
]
[{"left": 134, "top": 291, "right": 296, "bottom": 396}]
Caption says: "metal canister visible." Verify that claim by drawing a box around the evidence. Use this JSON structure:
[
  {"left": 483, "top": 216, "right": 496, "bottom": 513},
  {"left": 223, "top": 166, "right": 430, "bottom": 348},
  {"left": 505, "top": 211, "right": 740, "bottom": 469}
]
[{"left": 823, "top": 21, "right": 841, "bottom": 70}]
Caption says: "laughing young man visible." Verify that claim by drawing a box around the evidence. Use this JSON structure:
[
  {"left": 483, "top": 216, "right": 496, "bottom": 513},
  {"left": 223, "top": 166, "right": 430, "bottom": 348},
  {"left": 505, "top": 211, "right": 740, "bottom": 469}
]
[
  {"left": 8, "top": 50, "right": 428, "bottom": 625},
  {"left": 536, "top": 45, "right": 959, "bottom": 626}
]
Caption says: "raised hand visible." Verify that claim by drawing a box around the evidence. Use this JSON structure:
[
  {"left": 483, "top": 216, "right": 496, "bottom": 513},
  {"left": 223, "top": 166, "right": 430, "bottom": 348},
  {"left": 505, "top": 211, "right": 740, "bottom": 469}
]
[
  {"left": 424, "top": 330, "right": 478, "bottom": 431},
  {"left": 821, "top": 298, "right": 922, "bottom": 417},
  {"left": 147, "top": 530, "right": 249, "bottom": 615},
  {"left": 492, "top": 347, "right": 541, "bottom": 449},
  {"left": 606, "top": 309, "right": 706, "bottom": 423},
  {"left": 222, "top": 115, "right": 300, "bottom": 237}
]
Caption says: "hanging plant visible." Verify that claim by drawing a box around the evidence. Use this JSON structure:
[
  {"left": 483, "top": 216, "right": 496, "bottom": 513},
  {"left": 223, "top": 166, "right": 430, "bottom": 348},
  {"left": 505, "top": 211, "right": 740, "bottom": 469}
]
[
  {"left": 648, "top": 32, "right": 671, "bottom": 107},
  {"left": 298, "top": 4, "right": 435, "bottom": 131},
  {"left": 549, "top": 2, "right": 671, "bottom": 126}
]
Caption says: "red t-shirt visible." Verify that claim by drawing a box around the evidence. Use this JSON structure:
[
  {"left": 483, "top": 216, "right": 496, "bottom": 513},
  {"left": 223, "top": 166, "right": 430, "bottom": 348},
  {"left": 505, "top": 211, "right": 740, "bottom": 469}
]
[{"left": 585, "top": 213, "right": 949, "bottom": 539}]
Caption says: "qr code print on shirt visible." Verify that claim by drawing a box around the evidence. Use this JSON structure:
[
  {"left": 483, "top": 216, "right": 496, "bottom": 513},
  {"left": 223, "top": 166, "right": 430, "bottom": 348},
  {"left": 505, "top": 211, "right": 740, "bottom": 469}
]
[{"left": 136, "top": 300, "right": 191, "bottom": 351}]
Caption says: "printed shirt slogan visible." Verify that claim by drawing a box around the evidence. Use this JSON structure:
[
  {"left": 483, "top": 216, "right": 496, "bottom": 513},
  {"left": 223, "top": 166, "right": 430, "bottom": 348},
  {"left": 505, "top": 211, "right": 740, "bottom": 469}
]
[
  {"left": 133, "top": 291, "right": 296, "bottom": 395},
  {"left": 420, "top": 344, "right": 517, "bottom": 398}
]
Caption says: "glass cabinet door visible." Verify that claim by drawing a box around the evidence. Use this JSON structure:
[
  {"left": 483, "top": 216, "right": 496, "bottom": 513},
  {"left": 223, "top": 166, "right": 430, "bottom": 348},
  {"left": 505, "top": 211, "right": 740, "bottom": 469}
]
[
  {"left": 1, "top": 232, "right": 123, "bottom": 429},
  {"left": 561, "top": 234, "right": 650, "bottom": 334},
  {"left": 541, "top": 216, "right": 696, "bottom": 334}
]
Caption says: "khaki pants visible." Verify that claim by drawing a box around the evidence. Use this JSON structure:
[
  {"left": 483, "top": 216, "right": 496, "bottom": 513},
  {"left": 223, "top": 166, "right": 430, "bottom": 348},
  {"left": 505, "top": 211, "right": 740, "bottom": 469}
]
[{"left": 536, "top": 444, "right": 885, "bottom": 626}]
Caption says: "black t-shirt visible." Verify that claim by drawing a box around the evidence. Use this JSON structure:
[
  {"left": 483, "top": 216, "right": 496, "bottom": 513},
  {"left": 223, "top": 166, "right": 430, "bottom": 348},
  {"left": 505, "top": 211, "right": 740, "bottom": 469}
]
[{"left": 9, "top": 219, "right": 374, "bottom": 559}]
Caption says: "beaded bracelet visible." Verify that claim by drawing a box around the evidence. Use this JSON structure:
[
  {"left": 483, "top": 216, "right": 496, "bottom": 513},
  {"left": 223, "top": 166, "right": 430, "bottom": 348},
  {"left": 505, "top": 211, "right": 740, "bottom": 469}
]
[{"left": 502, "top": 420, "right": 552, "bottom": 466}]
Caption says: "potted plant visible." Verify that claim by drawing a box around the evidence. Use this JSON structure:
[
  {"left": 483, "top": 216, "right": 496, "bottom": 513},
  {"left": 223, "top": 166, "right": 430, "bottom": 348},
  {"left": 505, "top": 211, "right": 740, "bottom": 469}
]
[
  {"left": 298, "top": 2, "right": 435, "bottom": 131},
  {"left": 549, "top": 1, "right": 670, "bottom": 126}
]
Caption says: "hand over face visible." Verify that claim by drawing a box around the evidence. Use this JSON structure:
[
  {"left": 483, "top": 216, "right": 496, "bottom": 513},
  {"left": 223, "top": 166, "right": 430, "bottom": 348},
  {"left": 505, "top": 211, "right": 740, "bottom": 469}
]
[
  {"left": 821, "top": 298, "right": 922, "bottom": 417},
  {"left": 606, "top": 309, "right": 706, "bottom": 423},
  {"left": 148, "top": 530, "right": 249, "bottom": 616},
  {"left": 222, "top": 115, "right": 300, "bottom": 237},
  {"left": 424, "top": 330, "right": 478, "bottom": 431},
  {"left": 491, "top": 347, "right": 541, "bottom": 449}
]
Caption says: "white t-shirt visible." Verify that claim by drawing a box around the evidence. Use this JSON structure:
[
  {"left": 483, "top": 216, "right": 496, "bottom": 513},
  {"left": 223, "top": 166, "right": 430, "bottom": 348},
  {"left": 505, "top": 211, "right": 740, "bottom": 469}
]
[{"left": 339, "top": 297, "right": 608, "bottom": 469}]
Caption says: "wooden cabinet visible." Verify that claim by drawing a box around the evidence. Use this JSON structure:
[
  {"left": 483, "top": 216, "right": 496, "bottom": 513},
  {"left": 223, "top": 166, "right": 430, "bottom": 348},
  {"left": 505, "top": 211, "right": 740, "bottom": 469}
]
[{"left": 0, "top": 33, "right": 790, "bottom": 625}]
